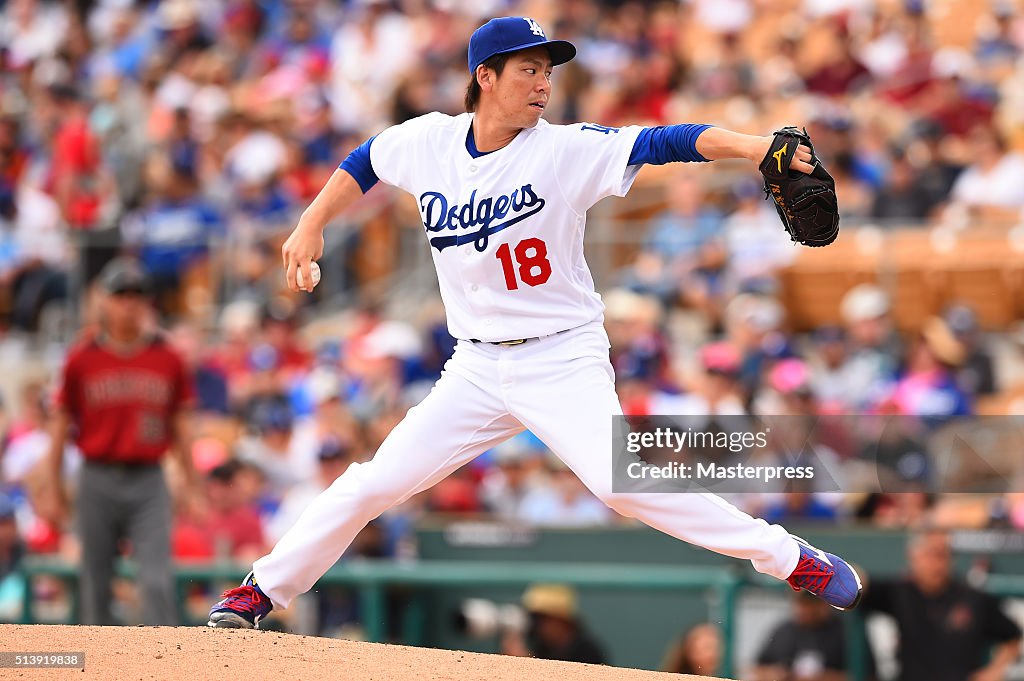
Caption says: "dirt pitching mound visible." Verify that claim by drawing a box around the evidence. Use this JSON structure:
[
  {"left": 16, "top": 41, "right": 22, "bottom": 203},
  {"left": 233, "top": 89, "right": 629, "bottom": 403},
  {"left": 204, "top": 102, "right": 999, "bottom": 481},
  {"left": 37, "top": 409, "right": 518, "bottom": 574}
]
[{"left": 0, "top": 625, "right": 728, "bottom": 680}]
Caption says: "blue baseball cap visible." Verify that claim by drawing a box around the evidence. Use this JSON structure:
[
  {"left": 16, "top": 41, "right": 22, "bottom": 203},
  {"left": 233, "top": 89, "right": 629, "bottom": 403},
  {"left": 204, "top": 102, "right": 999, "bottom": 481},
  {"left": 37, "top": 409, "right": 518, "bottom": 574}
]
[{"left": 468, "top": 17, "right": 576, "bottom": 74}]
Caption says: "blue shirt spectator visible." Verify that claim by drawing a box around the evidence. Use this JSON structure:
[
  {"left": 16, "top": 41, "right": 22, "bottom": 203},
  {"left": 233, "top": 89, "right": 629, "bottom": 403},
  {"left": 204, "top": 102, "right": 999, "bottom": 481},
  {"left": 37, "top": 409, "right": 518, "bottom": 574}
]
[
  {"left": 123, "top": 165, "right": 223, "bottom": 277},
  {"left": 130, "top": 197, "right": 223, "bottom": 277}
]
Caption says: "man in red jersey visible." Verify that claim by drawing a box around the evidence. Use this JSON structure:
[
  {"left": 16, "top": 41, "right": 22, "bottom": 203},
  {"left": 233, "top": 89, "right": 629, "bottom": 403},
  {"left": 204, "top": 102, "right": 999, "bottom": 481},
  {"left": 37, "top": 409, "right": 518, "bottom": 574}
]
[{"left": 40, "top": 257, "right": 197, "bottom": 625}]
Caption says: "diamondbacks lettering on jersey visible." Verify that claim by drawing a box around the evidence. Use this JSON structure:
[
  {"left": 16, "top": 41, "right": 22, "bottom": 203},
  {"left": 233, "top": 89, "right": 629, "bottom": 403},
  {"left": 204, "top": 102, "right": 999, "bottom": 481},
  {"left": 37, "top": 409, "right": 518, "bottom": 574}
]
[
  {"left": 419, "top": 185, "right": 546, "bottom": 252},
  {"left": 83, "top": 369, "right": 176, "bottom": 407}
]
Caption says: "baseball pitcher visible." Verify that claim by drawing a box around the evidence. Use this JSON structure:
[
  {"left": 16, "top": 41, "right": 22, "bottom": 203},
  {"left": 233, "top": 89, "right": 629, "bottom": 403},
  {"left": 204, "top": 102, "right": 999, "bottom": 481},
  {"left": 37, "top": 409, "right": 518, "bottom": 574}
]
[{"left": 210, "top": 17, "right": 854, "bottom": 630}]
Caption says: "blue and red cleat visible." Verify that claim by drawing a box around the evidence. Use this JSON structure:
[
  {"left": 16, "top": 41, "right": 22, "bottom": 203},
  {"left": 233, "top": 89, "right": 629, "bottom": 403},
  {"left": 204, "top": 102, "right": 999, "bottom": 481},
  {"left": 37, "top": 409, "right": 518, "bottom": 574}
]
[
  {"left": 207, "top": 572, "right": 274, "bottom": 629},
  {"left": 786, "top": 536, "right": 863, "bottom": 611}
]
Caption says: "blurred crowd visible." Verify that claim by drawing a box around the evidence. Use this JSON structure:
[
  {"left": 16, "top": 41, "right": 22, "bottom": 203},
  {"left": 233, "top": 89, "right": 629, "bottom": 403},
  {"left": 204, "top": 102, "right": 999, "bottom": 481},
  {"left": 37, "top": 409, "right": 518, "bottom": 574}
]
[
  {"left": 0, "top": 0, "right": 1023, "bottom": 329},
  {"left": 0, "top": 0, "right": 1023, "bottom": 637},
  {"left": 598, "top": 280, "right": 1024, "bottom": 528}
]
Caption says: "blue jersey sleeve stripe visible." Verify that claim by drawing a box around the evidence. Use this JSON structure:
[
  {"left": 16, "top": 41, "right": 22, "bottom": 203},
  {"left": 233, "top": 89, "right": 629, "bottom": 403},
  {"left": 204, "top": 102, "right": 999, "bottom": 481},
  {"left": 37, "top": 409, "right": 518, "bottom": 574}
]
[
  {"left": 339, "top": 135, "right": 380, "bottom": 194},
  {"left": 628, "top": 124, "right": 713, "bottom": 166}
]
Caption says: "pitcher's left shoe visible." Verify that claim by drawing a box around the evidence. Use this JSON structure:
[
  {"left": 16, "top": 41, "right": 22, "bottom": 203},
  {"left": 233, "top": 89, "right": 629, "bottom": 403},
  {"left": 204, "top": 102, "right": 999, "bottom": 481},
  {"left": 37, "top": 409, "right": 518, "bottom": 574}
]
[
  {"left": 207, "top": 571, "right": 273, "bottom": 629},
  {"left": 786, "top": 536, "right": 863, "bottom": 611}
]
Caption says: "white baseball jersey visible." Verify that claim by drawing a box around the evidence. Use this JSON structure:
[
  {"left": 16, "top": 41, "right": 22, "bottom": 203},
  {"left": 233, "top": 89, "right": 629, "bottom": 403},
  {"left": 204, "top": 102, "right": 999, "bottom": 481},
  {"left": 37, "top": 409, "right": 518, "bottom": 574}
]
[{"left": 370, "top": 112, "right": 644, "bottom": 342}]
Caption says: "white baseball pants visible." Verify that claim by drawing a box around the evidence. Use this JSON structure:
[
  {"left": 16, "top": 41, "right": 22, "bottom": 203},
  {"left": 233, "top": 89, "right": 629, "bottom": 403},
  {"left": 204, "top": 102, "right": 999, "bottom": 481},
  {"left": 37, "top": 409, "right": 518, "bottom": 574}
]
[{"left": 253, "top": 321, "right": 800, "bottom": 609}]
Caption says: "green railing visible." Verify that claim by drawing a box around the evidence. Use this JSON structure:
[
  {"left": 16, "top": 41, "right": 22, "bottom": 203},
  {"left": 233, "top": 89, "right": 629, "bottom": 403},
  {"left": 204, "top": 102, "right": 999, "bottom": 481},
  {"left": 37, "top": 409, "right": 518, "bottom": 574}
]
[{"left": 18, "top": 558, "right": 1024, "bottom": 680}]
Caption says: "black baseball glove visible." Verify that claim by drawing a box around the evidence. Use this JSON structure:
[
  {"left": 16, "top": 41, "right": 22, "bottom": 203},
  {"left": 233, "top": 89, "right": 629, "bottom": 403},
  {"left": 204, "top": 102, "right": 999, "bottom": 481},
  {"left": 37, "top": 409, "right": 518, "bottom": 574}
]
[{"left": 758, "top": 127, "right": 840, "bottom": 247}]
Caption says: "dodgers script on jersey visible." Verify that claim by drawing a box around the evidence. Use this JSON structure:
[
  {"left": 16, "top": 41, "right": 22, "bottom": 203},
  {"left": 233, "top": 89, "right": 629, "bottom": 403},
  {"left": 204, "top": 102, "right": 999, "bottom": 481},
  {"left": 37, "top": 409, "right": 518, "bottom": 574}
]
[{"left": 370, "top": 112, "right": 643, "bottom": 342}]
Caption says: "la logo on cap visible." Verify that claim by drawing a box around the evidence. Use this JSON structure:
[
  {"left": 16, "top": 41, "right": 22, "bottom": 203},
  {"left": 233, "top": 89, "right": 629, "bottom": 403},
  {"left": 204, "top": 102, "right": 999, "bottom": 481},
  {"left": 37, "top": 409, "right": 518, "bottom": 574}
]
[{"left": 525, "top": 17, "right": 545, "bottom": 37}]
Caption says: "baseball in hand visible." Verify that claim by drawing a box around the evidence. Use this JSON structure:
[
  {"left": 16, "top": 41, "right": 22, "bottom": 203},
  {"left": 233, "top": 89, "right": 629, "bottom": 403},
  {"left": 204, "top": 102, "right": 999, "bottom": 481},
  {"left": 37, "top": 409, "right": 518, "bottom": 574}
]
[{"left": 296, "top": 261, "right": 321, "bottom": 289}]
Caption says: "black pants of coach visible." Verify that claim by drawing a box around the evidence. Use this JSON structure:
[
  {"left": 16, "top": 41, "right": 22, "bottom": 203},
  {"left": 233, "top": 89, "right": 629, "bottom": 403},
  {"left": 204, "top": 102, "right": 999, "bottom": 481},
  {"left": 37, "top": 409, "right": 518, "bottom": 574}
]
[{"left": 76, "top": 460, "right": 175, "bottom": 625}]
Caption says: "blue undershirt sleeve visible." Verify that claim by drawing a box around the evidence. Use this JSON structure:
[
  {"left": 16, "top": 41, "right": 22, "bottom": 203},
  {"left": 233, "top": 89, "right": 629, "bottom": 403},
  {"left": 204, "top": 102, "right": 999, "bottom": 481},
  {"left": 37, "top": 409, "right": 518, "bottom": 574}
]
[
  {"left": 338, "top": 135, "right": 379, "bottom": 194},
  {"left": 628, "top": 124, "right": 713, "bottom": 166}
]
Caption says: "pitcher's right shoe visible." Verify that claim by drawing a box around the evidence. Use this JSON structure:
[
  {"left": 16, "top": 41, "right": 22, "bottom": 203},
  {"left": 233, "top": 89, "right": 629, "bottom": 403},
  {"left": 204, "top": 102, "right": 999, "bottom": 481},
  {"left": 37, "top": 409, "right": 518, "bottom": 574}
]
[
  {"left": 786, "top": 536, "right": 863, "bottom": 611},
  {"left": 207, "top": 571, "right": 273, "bottom": 629}
]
